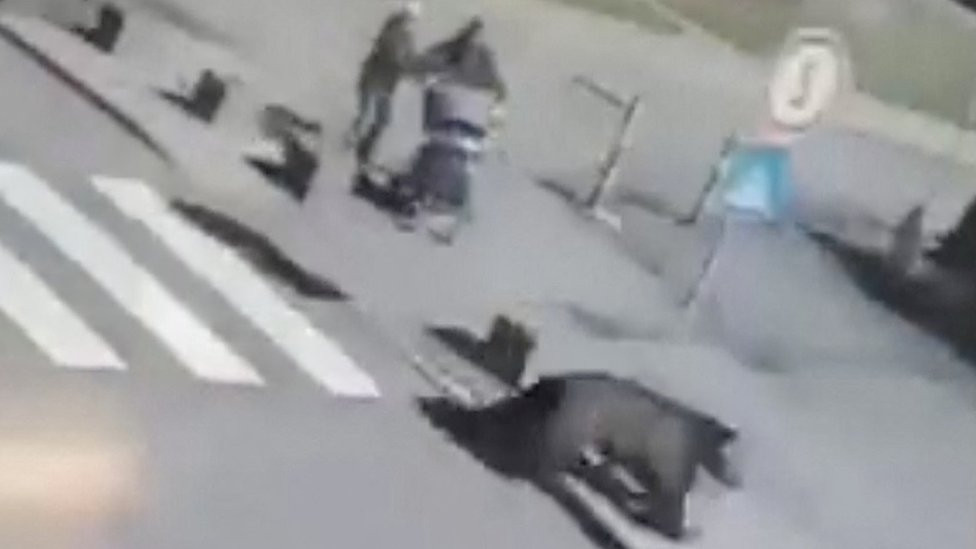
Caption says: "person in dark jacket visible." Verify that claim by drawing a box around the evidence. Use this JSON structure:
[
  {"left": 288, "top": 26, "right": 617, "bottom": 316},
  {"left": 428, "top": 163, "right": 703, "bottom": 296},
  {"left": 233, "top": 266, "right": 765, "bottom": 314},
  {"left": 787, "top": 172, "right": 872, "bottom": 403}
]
[
  {"left": 347, "top": 2, "right": 423, "bottom": 167},
  {"left": 417, "top": 17, "right": 507, "bottom": 102}
]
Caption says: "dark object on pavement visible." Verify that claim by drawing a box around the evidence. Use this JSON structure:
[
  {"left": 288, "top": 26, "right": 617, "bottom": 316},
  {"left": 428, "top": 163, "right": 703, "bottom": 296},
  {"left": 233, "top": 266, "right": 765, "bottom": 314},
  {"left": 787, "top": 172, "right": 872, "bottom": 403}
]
[
  {"left": 417, "top": 372, "right": 740, "bottom": 543},
  {"left": 159, "top": 70, "right": 228, "bottom": 124},
  {"left": 246, "top": 135, "right": 318, "bottom": 201},
  {"left": 72, "top": 3, "right": 125, "bottom": 53},
  {"left": 481, "top": 316, "right": 537, "bottom": 386},
  {"left": 351, "top": 167, "right": 420, "bottom": 218},
  {"left": 427, "top": 315, "right": 537, "bottom": 387},
  {"left": 245, "top": 105, "right": 323, "bottom": 201}
]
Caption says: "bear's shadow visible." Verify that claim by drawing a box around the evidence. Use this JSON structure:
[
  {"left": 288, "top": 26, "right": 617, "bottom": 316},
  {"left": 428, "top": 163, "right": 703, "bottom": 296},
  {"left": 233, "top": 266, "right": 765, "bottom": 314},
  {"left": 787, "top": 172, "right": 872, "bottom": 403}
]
[{"left": 415, "top": 396, "right": 632, "bottom": 549}]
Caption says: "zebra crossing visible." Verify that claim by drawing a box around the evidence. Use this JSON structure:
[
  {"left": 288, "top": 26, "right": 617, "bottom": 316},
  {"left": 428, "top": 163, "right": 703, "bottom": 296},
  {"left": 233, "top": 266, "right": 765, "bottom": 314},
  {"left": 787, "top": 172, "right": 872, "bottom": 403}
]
[{"left": 0, "top": 160, "right": 380, "bottom": 399}]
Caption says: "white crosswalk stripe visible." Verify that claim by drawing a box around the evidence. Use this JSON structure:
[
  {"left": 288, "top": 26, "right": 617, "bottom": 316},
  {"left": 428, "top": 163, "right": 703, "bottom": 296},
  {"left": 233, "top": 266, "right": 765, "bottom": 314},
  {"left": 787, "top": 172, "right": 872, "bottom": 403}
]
[
  {"left": 91, "top": 176, "right": 380, "bottom": 399},
  {"left": 0, "top": 160, "right": 381, "bottom": 399},
  {"left": 0, "top": 162, "right": 264, "bottom": 386},
  {"left": 0, "top": 239, "right": 124, "bottom": 370}
]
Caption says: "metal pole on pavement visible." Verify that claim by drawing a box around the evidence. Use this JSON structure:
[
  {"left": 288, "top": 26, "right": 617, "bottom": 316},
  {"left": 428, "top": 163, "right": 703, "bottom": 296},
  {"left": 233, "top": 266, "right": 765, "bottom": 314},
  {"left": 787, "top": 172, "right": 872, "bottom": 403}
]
[
  {"left": 585, "top": 95, "right": 643, "bottom": 211},
  {"left": 571, "top": 75, "right": 643, "bottom": 228}
]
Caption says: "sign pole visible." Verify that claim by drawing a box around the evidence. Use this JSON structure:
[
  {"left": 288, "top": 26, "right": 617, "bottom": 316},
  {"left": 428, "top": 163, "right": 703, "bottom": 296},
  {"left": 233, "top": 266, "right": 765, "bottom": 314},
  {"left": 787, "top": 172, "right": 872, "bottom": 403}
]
[{"left": 686, "top": 27, "right": 852, "bottom": 308}]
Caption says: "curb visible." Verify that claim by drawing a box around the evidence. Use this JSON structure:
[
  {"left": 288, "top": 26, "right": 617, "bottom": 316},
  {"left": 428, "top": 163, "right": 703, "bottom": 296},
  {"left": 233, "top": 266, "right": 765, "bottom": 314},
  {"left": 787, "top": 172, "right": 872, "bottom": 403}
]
[
  {"left": 0, "top": 15, "right": 287, "bottom": 216},
  {"left": 0, "top": 20, "right": 170, "bottom": 161}
]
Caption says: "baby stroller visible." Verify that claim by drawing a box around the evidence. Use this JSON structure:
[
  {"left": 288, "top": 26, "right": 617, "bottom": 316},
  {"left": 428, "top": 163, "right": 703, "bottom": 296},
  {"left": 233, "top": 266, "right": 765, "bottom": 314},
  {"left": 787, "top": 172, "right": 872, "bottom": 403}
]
[{"left": 382, "top": 81, "right": 498, "bottom": 243}]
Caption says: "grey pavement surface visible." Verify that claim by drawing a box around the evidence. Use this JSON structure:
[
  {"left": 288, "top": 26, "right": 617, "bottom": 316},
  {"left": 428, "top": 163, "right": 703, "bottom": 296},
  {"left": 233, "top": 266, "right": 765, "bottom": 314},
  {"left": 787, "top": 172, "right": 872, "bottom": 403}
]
[{"left": 0, "top": 2, "right": 975, "bottom": 549}]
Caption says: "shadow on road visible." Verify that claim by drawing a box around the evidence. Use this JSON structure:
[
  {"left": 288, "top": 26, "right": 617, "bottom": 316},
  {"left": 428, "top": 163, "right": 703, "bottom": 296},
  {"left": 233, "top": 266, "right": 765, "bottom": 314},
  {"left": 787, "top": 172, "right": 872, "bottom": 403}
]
[
  {"left": 809, "top": 230, "right": 976, "bottom": 365},
  {"left": 427, "top": 326, "right": 484, "bottom": 366},
  {"left": 415, "top": 396, "right": 629, "bottom": 549},
  {"left": 535, "top": 177, "right": 582, "bottom": 205},
  {"left": 171, "top": 200, "right": 347, "bottom": 300},
  {"left": 562, "top": 303, "right": 663, "bottom": 341}
]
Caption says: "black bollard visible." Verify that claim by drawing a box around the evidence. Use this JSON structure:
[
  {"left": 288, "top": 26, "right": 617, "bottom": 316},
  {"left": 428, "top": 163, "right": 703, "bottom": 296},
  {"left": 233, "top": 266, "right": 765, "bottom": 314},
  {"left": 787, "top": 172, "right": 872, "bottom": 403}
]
[
  {"left": 159, "top": 70, "right": 228, "bottom": 124},
  {"left": 185, "top": 70, "right": 227, "bottom": 123},
  {"left": 479, "top": 316, "right": 537, "bottom": 388},
  {"left": 79, "top": 3, "right": 125, "bottom": 53}
]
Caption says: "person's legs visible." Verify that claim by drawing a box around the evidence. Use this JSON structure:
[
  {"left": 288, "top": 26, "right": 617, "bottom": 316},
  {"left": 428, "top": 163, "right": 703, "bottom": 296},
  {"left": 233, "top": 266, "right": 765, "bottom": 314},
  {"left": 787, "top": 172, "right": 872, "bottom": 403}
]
[
  {"left": 356, "top": 91, "right": 392, "bottom": 166},
  {"left": 345, "top": 85, "right": 373, "bottom": 147}
]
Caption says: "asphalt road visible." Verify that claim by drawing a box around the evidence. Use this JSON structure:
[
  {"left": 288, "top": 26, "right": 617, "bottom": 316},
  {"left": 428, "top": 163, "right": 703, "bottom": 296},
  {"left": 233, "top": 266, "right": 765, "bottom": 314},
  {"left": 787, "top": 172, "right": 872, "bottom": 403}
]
[{"left": 0, "top": 37, "right": 612, "bottom": 549}]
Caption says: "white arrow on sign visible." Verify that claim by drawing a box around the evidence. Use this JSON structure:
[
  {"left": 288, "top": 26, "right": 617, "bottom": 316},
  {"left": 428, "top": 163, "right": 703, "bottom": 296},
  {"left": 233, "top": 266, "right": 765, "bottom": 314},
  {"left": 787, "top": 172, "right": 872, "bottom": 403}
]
[{"left": 768, "top": 28, "right": 852, "bottom": 132}]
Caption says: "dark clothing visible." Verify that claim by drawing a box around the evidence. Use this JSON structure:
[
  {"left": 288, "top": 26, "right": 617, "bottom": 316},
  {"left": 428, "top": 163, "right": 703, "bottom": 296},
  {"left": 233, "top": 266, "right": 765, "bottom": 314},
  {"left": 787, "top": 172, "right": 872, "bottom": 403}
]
[
  {"left": 350, "top": 12, "right": 416, "bottom": 166},
  {"left": 416, "top": 39, "right": 507, "bottom": 101},
  {"left": 396, "top": 82, "right": 495, "bottom": 219},
  {"left": 422, "top": 82, "right": 495, "bottom": 134},
  {"left": 408, "top": 143, "right": 471, "bottom": 210},
  {"left": 352, "top": 87, "right": 393, "bottom": 164},
  {"left": 358, "top": 13, "right": 417, "bottom": 95}
]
